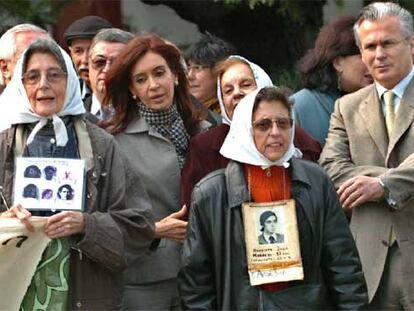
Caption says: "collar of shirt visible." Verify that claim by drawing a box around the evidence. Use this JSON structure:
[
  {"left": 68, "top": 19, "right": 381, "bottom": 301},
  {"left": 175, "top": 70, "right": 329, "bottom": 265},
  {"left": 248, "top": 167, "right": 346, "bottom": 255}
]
[
  {"left": 91, "top": 93, "right": 102, "bottom": 117},
  {"left": 375, "top": 67, "right": 414, "bottom": 113},
  {"left": 80, "top": 80, "right": 91, "bottom": 101},
  {"left": 376, "top": 67, "right": 414, "bottom": 100}
]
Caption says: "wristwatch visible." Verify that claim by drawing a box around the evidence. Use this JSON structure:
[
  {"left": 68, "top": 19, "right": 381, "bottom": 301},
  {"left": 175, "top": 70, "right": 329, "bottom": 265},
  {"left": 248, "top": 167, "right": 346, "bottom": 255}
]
[{"left": 377, "top": 177, "right": 389, "bottom": 198}]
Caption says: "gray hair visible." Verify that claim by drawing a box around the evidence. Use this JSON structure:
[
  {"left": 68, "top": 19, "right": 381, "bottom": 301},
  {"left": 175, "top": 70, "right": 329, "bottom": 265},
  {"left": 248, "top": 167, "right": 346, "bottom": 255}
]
[
  {"left": 353, "top": 2, "right": 414, "bottom": 48},
  {"left": 0, "top": 24, "right": 48, "bottom": 61},
  {"left": 89, "top": 28, "right": 134, "bottom": 56},
  {"left": 22, "top": 38, "right": 67, "bottom": 74}
]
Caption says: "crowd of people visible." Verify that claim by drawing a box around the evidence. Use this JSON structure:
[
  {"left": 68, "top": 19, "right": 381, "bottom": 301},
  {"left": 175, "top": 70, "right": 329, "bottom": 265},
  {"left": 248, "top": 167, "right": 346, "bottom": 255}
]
[{"left": 0, "top": 1, "right": 413, "bottom": 310}]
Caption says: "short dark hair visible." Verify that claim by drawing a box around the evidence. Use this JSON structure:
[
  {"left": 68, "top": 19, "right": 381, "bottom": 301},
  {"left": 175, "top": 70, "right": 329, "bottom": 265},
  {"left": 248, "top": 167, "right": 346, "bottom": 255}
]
[
  {"left": 298, "top": 15, "right": 359, "bottom": 91},
  {"left": 185, "top": 32, "right": 235, "bottom": 67},
  {"left": 253, "top": 86, "right": 293, "bottom": 117},
  {"left": 260, "top": 210, "right": 277, "bottom": 231}
]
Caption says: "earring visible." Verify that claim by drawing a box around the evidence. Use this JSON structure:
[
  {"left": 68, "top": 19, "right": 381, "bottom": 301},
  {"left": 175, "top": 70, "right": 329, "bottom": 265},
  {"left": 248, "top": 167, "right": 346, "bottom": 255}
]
[
  {"left": 174, "top": 79, "right": 178, "bottom": 86},
  {"left": 132, "top": 94, "right": 137, "bottom": 100}
]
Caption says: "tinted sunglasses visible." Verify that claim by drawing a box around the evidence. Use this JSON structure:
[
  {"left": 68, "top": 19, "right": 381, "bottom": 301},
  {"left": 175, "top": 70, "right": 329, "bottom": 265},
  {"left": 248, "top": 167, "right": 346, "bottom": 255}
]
[{"left": 253, "top": 117, "right": 293, "bottom": 132}]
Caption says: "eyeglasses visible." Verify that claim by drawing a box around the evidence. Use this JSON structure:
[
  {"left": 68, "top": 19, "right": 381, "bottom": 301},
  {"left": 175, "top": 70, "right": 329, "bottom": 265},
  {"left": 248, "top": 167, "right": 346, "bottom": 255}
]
[
  {"left": 253, "top": 117, "right": 293, "bottom": 132},
  {"left": 90, "top": 57, "right": 114, "bottom": 71},
  {"left": 22, "top": 68, "right": 67, "bottom": 85},
  {"left": 187, "top": 64, "right": 210, "bottom": 73}
]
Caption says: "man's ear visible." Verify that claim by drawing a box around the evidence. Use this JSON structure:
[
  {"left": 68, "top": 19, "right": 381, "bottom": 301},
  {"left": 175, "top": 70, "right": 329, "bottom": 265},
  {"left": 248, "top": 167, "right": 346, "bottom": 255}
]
[
  {"left": 0, "top": 59, "right": 11, "bottom": 82},
  {"left": 333, "top": 56, "right": 345, "bottom": 73}
]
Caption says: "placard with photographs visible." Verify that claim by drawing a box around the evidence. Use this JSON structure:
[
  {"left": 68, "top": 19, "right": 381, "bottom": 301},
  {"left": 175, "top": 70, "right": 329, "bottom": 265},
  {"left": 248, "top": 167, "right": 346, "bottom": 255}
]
[
  {"left": 13, "top": 157, "right": 85, "bottom": 211},
  {"left": 242, "top": 199, "right": 304, "bottom": 286}
]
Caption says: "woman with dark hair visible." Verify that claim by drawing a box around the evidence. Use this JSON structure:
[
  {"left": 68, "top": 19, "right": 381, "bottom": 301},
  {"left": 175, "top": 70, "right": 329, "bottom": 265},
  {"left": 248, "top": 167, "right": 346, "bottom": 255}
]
[
  {"left": 0, "top": 38, "right": 154, "bottom": 310},
  {"left": 179, "top": 86, "right": 368, "bottom": 309},
  {"left": 293, "top": 16, "right": 373, "bottom": 146},
  {"left": 103, "top": 33, "right": 209, "bottom": 310}
]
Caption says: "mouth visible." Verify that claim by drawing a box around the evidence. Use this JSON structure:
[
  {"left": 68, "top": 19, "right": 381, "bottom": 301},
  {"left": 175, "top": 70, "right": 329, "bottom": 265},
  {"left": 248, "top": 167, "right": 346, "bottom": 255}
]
[
  {"left": 150, "top": 94, "right": 165, "bottom": 102},
  {"left": 37, "top": 96, "right": 55, "bottom": 102}
]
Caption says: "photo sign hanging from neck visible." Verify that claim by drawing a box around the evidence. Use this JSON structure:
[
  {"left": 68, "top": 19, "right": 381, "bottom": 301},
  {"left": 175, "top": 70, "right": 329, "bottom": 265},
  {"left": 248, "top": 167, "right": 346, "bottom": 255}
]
[{"left": 242, "top": 199, "right": 303, "bottom": 286}]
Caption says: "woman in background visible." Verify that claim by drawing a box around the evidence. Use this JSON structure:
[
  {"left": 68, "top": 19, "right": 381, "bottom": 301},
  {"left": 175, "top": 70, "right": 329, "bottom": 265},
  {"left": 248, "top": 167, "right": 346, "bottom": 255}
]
[{"left": 293, "top": 16, "right": 373, "bottom": 146}]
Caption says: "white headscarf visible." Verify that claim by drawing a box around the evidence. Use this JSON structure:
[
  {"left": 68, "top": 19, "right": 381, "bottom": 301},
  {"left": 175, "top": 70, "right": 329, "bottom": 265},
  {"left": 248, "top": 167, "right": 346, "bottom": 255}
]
[
  {"left": 217, "top": 55, "right": 273, "bottom": 125},
  {"left": 220, "top": 87, "right": 297, "bottom": 168},
  {"left": 0, "top": 39, "right": 85, "bottom": 146}
]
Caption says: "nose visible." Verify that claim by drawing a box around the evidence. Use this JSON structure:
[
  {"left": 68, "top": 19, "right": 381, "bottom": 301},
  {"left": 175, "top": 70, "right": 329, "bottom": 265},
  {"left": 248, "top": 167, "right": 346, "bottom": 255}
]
[
  {"left": 187, "top": 68, "right": 196, "bottom": 80},
  {"left": 38, "top": 73, "right": 50, "bottom": 88},
  {"left": 148, "top": 76, "right": 159, "bottom": 89},
  {"left": 270, "top": 121, "right": 281, "bottom": 135},
  {"left": 81, "top": 51, "right": 89, "bottom": 65},
  {"left": 375, "top": 45, "right": 387, "bottom": 60}
]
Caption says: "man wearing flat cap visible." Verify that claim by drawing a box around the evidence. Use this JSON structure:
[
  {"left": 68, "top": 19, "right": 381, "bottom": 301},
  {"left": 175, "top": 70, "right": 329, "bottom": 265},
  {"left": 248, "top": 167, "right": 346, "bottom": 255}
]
[
  {"left": 258, "top": 210, "right": 284, "bottom": 245},
  {"left": 64, "top": 16, "right": 112, "bottom": 104}
]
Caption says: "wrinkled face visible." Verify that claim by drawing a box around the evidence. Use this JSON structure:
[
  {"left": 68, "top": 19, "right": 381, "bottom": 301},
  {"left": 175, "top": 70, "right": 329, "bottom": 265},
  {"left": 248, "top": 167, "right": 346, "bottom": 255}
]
[
  {"left": 69, "top": 38, "right": 92, "bottom": 84},
  {"left": 2, "top": 31, "right": 48, "bottom": 84},
  {"left": 88, "top": 41, "right": 126, "bottom": 101},
  {"left": 220, "top": 62, "right": 257, "bottom": 119},
  {"left": 187, "top": 61, "right": 216, "bottom": 104},
  {"left": 263, "top": 215, "right": 277, "bottom": 235},
  {"left": 129, "top": 51, "right": 176, "bottom": 111},
  {"left": 358, "top": 15, "right": 414, "bottom": 89},
  {"left": 23, "top": 53, "right": 67, "bottom": 117},
  {"left": 336, "top": 54, "right": 373, "bottom": 93},
  {"left": 252, "top": 100, "right": 291, "bottom": 162}
]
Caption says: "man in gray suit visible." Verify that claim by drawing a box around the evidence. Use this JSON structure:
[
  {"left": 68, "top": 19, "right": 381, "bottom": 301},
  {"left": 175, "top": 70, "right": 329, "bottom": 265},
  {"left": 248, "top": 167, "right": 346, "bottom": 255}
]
[{"left": 320, "top": 2, "right": 414, "bottom": 309}]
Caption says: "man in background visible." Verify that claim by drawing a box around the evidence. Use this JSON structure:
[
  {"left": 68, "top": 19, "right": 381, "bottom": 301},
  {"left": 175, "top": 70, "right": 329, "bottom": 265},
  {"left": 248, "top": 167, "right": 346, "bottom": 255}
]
[{"left": 64, "top": 15, "right": 112, "bottom": 102}]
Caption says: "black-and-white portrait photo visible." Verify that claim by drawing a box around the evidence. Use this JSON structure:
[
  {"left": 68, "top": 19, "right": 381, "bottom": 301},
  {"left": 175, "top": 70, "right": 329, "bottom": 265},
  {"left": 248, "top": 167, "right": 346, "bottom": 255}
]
[
  {"left": 57, "top": 184, "right": 74, "bottom": 201},
  {"left": 257, "top": 210, "right": 284, "bottom": 245},
  {"left": 43, "top": 165, "right": 57, "bottom": 181},
  {"left": 24, "top": 165, "right": 41, "bottom": 178}
]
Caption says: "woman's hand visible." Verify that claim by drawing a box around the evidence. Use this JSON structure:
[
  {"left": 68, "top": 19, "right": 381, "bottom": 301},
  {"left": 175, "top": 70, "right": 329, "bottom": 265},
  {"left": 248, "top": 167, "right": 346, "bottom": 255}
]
[
  {"left": 44, "top": 211, "right": 85, "bottom": 239},
  {"left": 0, "top": 204, "right": 34, "bottom": 232},
  {"left": 155, "top": 205, "right": 188, "bottom": 243}
]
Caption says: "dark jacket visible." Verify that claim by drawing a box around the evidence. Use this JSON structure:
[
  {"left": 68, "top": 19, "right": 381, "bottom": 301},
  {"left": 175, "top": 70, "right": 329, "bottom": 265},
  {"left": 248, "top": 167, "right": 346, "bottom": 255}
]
[
  {"left": 178, "top": 159, "right": 368, "bottom": 310},
  {"left": 181, "top": 124, "right": 322, "bottom": 208},
  {"left": 0, "top": 118, "right": 155, "bottom": 310}
]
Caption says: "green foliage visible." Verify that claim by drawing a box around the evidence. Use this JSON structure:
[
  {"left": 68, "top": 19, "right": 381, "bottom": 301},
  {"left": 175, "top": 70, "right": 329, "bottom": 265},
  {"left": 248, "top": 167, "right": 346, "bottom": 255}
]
[{"left": 0, "top": 0, "right": 69, "bottom": 28}]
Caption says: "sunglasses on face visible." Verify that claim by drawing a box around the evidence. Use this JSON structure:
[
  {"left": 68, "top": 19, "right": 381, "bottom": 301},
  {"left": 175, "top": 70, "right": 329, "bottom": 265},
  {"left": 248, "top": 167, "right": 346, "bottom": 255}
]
[
  {"left": 22, "top": 68, "right": 67, "bottom": 85},
  {"left": 90, "top": 57, "right": 114, "bottom": 71},
  {"left": 253, "top": 117, "right": 293, "bottom": 132}
]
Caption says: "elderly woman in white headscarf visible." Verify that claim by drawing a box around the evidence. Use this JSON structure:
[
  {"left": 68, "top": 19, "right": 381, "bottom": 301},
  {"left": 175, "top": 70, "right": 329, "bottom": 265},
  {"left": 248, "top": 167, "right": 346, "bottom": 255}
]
[
  {"left": 0, "top": 38, "right": 154, "bottom": 310},
  {"left": 181, "top": 55, "right": 321, "bottom": 208},
  {"left": 178, "top": 86, "right": 368, "bottom": 310}
]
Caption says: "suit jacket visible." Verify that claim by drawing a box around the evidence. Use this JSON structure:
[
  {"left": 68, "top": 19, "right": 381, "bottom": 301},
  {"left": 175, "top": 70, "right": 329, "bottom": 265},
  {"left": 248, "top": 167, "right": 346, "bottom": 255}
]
[
  {"left": 258, "top": 233, "right": 284, "bottom": 244},
  {"left": 319, "top": 81, "right": 414, "bottom": 301},
  {"left": 181, "top": 124, "right": 322, "bottom": 208}
]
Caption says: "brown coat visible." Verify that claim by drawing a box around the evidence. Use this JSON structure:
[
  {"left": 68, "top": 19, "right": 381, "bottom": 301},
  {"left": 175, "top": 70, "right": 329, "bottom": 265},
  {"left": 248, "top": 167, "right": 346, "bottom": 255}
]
[
  {"left": 181, "top": 123, "right": 322, "bottom": 208},
  {"left": 0, "top": 118, "right": 155, "bottom": 310}
]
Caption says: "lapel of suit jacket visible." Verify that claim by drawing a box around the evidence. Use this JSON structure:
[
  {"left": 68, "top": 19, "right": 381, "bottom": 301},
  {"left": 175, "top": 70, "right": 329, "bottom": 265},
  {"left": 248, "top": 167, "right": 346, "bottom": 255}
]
[
  {"left": 360, "top": 87, "right": 388, "bottom": 159},
  {"left": 387, "top": 77, "right": 414, "bottom": 160}
]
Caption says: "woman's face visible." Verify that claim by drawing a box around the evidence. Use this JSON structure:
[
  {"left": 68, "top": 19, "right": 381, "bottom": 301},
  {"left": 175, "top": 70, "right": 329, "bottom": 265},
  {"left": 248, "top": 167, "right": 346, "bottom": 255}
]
[
  {"left": 129, "top": 51, "right": 177, "bottom": 110},
  {"left": 334, "top": 54, "right": 373, "bottom": 93},
  {"left": 23, "top": 53, "right": 67, "bottom": 117},
  {"left": 220, "top": 62, "right": 257, "bottom": 120},
  {"left": 252, "top": 100, "right": 292, "bottom": 162}
]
